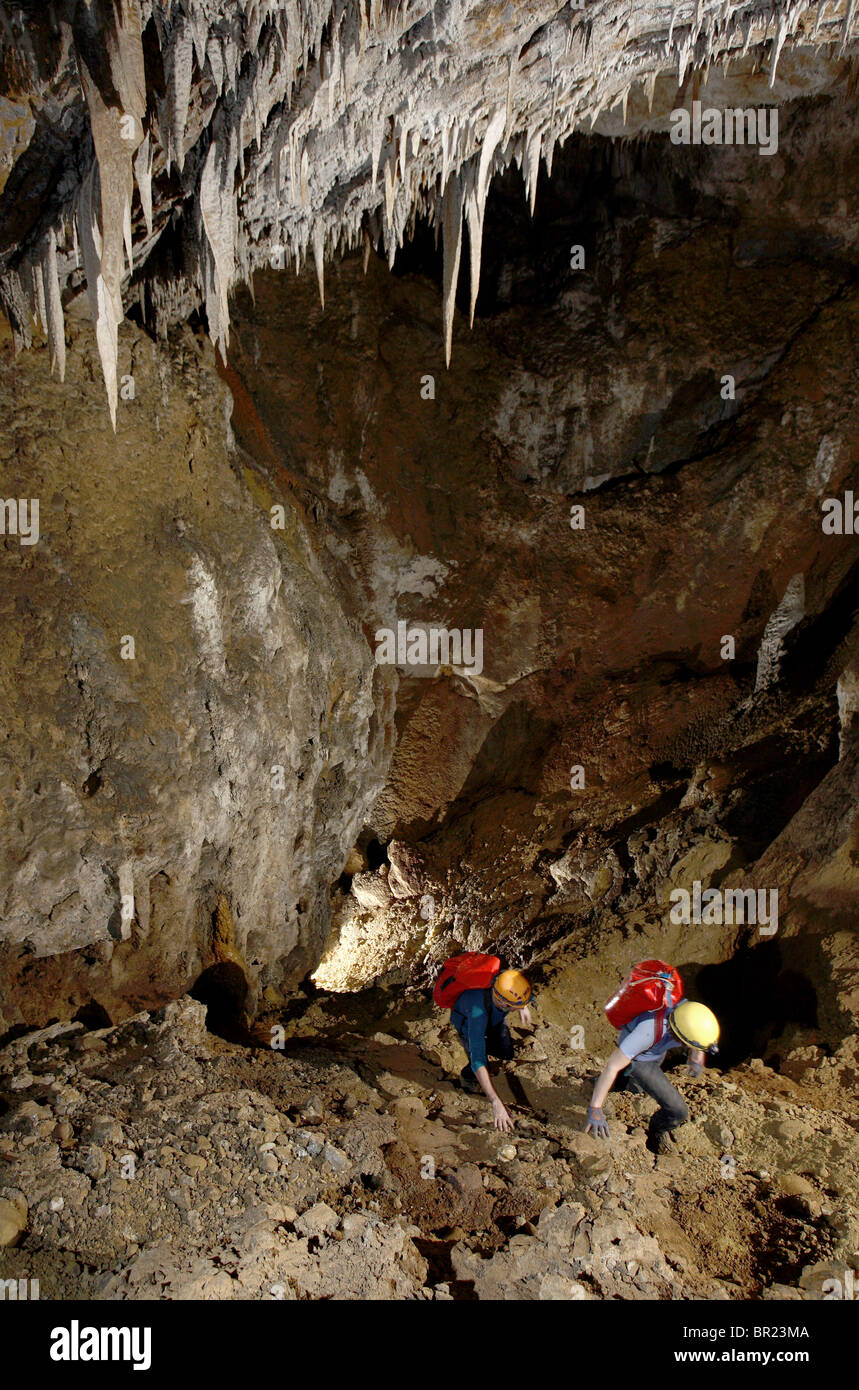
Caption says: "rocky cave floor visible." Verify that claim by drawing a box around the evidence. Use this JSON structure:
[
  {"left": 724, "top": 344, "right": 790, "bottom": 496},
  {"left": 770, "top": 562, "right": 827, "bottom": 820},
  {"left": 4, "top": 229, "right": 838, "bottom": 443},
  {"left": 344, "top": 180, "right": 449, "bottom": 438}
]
[{"left": 1, "top": 986, "right": 856, "bottom": 1302}]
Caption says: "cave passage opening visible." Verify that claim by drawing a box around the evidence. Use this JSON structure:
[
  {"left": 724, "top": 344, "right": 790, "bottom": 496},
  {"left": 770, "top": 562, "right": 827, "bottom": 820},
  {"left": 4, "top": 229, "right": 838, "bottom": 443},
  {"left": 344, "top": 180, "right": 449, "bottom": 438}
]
[
  {"left": 190, "top": 961, "right": 251, "bottom": 1042},
  {"left": 691, "top": 941, "right": 819, "bottom": 1072},
  {"left": 72, "top": 1001, "right": 112, "bottom": 1030},
  {"left": 362, "top": 836, "right": 390, "bottom": 871}
]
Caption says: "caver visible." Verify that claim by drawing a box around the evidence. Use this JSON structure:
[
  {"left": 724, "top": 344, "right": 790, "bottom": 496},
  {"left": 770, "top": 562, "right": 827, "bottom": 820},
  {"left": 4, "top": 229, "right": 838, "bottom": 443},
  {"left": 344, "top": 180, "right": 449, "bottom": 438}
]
[{"left": 586, "top": 960, "right": 720, "bottom": 1155}]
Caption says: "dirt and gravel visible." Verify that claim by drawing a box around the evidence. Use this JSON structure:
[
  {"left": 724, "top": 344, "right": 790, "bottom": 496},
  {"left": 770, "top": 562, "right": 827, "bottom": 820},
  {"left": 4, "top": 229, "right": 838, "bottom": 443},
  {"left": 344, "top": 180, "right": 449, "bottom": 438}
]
[{"left": 1, "top": 979, "right": 855, "bottom": 1301}]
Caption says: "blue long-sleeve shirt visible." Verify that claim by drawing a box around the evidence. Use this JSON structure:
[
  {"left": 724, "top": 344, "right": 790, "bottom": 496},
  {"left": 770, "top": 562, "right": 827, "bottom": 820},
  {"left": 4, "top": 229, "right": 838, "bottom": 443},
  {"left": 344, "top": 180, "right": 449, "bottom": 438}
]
[{"left": 450, "top": 988, "right": 507, "bottom": 1072}]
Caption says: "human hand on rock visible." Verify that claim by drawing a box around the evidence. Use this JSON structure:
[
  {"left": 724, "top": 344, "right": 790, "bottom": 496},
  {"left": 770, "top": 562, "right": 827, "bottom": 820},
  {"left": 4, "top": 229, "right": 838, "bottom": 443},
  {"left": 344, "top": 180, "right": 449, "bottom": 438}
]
[
  {"left": 492, "top": 1098, "right": 514, "bottom": 1132},
  {"left": 519, "top": 1005, "right": 532, "bottom": 1028},
  {"left": 585, "top": 1105, "right": 610, "bottom": 1139}
]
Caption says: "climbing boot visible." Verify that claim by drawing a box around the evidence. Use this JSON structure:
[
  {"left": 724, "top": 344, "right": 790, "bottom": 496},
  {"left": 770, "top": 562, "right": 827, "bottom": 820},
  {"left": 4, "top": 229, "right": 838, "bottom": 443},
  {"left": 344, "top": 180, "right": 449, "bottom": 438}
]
[{"left": 647, "top": 1129, "right": 676, "bottom": 1156}]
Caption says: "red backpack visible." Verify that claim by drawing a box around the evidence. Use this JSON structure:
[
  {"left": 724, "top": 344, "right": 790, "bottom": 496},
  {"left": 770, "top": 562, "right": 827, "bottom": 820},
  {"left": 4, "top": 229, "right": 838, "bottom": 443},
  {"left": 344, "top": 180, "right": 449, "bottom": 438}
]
[
  {"left": 433, "top": 952, "right": 501, "bottom": 1009},
  {"left": 604, "top": 959, "right": 683, "bottom": 1031}
]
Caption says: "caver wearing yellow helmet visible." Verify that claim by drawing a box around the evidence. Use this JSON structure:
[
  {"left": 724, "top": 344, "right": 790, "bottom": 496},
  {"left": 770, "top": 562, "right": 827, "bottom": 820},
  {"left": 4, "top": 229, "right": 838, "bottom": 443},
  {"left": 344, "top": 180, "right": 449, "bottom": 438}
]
[
  {"left": 668, "top": 1000, "right": 720, "bottom": 1050},
  {"left": 586, "top": 996, "right": 720, "bottom": 1155}
]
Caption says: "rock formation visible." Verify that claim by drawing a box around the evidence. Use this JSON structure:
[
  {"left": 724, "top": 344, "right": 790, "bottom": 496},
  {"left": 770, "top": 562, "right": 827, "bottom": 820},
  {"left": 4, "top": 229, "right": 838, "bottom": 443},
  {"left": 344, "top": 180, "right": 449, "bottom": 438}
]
[
  {"left": 2, "top": 2, "right": 859, "bottom": 415},
  {"left": 0, "top": 1, "right": 857, "bottom": 1306}
]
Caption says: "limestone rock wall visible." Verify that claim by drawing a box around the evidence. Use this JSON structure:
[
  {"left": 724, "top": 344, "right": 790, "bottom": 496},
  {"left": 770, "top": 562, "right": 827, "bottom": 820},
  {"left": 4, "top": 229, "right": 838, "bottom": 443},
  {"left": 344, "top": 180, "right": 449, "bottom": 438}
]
[{"left": 0, "top": 314, "right": 392, "bottom": 1033}]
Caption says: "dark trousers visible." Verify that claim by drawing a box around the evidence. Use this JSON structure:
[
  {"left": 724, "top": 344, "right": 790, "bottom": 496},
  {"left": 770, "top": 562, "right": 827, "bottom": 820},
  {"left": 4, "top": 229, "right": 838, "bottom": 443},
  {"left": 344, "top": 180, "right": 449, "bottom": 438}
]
[
  {"left": 613, "top": 1059, "right": 688, "bottom": 1141},
  {"left": 459, "top": 1019, "right": 514, "bottom": 1082}
]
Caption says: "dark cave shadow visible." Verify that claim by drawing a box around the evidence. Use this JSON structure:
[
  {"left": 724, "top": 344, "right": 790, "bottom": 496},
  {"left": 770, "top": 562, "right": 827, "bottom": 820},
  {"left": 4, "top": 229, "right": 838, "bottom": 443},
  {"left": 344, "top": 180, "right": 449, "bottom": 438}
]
[{"left": 689, "top": 943, "right": 819, "bottom": 1071}]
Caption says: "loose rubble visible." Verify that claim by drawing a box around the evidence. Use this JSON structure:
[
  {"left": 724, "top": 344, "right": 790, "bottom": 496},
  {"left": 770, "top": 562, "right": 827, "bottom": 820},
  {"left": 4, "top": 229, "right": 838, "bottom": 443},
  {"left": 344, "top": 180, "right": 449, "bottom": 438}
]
[{"left": 1, "top": 990, "right": 855, "bottom": 1300}]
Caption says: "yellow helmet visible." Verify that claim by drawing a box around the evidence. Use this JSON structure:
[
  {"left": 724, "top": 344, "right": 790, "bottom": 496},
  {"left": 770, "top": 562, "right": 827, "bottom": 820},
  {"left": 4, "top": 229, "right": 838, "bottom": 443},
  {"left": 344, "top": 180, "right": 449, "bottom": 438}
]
[
  {"left": 492, "top": 969, "right": 532, "bottom": 1008},
  {"left": 669, "top": 1000, "right": 720, "bottom": 1050}
]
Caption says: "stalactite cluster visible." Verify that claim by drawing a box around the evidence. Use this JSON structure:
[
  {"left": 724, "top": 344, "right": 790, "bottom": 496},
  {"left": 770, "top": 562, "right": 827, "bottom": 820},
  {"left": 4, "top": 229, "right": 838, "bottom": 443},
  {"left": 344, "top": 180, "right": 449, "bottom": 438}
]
[{"left": 1, "top": 1, "right": 856, "bottom": 421}]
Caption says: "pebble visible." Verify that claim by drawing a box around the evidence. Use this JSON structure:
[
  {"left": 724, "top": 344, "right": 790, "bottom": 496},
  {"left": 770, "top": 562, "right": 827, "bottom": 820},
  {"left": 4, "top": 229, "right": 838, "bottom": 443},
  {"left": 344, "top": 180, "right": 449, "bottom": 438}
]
[
  {"left": 293, "top": 1129, "right": 323, "bottom": 1157},
  {"left": 295, "top": 1202, "right": 340, "bottom": 1238},
  {"left": 53, "top": 1120, "right": 74, "bottom": 1147},
  {"left": 323, "top": 1142, "right": 350, "bottom": 1173},
  {"left": 180, "top": 1154, "right": 207, "bottom": 1173},
  {"left": 499, "top": 1145, "right": 517, "bottom": 1161},
  {"left": 90, "top": 1117, "right": 124, "bottom": 1146},
  {"left": 81, "top": 1145, "right": 108, "bottom": 1179},
  {"left": 777, "top": 1173, "right": 815, "bottom": 1198}
]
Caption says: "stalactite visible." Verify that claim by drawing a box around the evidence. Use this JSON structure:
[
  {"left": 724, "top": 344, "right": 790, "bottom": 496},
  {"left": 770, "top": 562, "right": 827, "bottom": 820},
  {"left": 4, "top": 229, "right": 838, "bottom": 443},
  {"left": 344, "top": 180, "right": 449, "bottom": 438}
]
[
  {"left": 133, "top": 133, "right": 154, "bottom": 235},
  {"left": 770, "top": 14, "right": 788, "bottom": 83},
  {"left": 522, "top": 124, "right": 542, "bottom": 215},
  {"left": 190, "top": 5, "right": 208, "bottom": 72},
  {"left": 199, "top": 125, "right": 239, "bottom": 361},
  {"left": 441, "top": 168, "right": 465, "bottom": 368},
  {"left": 123, "top": 192, "right": 134, "bottom": 273},
  {"left": 77, "top": 164, "right": 121, "bottom": 428},
  {"left": 398, "top": 119, "right": 409, "bottom": 182},
  {"left": 72, "top": 0, "right": 145, "bottom": 428},
  {"left": 505, "top": 50, "right": 517, "bottom": 136},
  {"left": 384, "top": 155, "right": 396, "bottom": 227},
  {"left": 441, "top": 119, "right": 452, "bottom": 190},
  {"left": 207, "top": 34, "right": 225, "bottom": 94},
  {"left": 163, "top": 15, "right": 194, "bottom": 174},
  {"left": 813, "top": 0, "right": 827, "bottom": 39},
  {"left": 312, "top": 221, "right": 326, "bottom": 306},
  {"left": 678, "top": 35, "right": 692, "bottom": 86},
  {"left": 30, "top": 260, "right": 47, "bottom": 335},
  {"left": 42, "top": 227, "right": 65, "bottom": 382}
]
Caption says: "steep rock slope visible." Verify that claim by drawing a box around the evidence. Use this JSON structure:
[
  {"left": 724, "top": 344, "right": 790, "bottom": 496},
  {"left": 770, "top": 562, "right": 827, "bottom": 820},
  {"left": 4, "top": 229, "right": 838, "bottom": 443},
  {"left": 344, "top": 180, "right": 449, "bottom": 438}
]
[{"left": 0, "top": 990, "right": 855, "bottom": 1299}]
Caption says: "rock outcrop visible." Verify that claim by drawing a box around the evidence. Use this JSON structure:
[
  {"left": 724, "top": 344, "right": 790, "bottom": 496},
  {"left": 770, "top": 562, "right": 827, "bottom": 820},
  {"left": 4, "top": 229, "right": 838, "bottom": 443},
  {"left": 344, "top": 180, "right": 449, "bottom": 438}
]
[{"left": 0, "top": 312, "right": 392, "bottom": 1033}]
